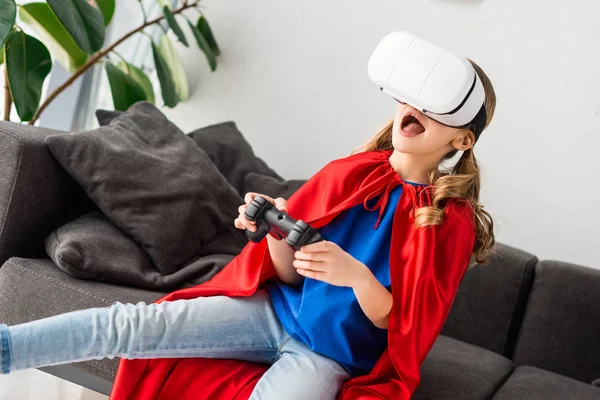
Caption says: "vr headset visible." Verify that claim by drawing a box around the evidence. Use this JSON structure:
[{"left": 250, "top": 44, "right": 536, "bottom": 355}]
[{"left": 368, "top": 31, "right": 487, "bottom": 142}]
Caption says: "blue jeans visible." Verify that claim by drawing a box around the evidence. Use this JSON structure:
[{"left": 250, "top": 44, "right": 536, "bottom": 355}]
[{"left": 0, "top": 288, "right": 351, "bottom": 399}]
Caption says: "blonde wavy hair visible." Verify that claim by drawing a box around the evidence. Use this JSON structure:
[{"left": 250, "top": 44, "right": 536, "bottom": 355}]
[{"left": 351, "top": 59, "right": 496, "bottom": 268}]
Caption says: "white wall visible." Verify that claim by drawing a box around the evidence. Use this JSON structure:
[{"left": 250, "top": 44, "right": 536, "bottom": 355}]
[{"left": 161, "top": 0, "right": 600, "bottom": 269}]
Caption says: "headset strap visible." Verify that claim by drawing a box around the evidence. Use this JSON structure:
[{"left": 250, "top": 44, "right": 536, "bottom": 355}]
[{"left": 471, "top": 102, "right": 487, "bottom": 143}]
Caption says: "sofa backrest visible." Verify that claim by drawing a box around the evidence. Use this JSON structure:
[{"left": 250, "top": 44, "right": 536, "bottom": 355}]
[
  {"left": 442, "top": 242, "right": 537, "bottom": 358},
  {"left": 512, "top": 260, "right": 600, "bottom": 385},
  {"left": 0, "top": 122, "right": 92, "bottom": 266}
]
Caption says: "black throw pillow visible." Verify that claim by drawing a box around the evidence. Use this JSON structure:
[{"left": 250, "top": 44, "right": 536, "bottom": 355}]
[
  {"left": 44, "top": 211, "right": 240, "bottom": 291},
  {"left": 46, "top": 101, "right": 245, "bottom": 275},
  {"left": 187, "top": 121, "right": 283, "bottom": 197},
  {"left": 95, "top": 110, "right": 284, "bottom": 198},
  {"left": 95, "top": 109, "right": 122, "bottom": 126}
]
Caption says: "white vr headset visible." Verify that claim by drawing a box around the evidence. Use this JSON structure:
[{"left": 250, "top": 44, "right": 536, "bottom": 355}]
[{"left": 368, "top": 31, "right": 487, "bottom": 141}]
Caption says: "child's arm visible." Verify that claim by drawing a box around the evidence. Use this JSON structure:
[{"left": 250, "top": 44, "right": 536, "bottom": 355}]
[
  {"left": 293, "top": 240, "right": 393, "bottom": 328},
  {"left": 352, "top": 271, "right": 393, "bottom": 329},
  {"left": 267, "top": 234, "right": 305, "bottom": 287}
]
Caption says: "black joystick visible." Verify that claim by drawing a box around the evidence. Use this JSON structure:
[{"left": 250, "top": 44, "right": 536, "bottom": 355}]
[{"left": 244, "top": 195, "right": 322, "bottom": 250}]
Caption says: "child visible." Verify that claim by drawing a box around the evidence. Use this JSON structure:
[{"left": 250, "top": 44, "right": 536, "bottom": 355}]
[{"left": 0, "top": 62, "right": 496, "bottom": 400}]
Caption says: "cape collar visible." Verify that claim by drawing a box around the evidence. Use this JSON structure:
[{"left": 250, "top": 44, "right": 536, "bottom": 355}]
[{"left": 362, "top": 149, "right": 433, "bottom": 230}]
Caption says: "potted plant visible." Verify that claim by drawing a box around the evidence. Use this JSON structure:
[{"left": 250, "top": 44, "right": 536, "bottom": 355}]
[{"left": 0, "top": 0, "right": 220, "bottom": 124}]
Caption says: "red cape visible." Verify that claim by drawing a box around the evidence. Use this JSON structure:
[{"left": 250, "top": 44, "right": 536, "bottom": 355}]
[{"left": 109, "top": 149, "right": 476, "bottom": 400}]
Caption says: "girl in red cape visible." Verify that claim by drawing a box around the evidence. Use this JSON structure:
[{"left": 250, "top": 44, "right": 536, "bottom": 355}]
[{"left": 0, "top": 60, "right": 496, "bottom": 399}]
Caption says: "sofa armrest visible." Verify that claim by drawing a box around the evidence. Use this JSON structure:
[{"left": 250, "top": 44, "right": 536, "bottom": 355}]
[{"left": 0, "top": 122, "right": 90, "bottom": 265}]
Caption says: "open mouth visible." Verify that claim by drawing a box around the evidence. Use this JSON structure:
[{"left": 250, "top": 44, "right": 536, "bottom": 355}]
[{"left": 401, "top": 114, "right": 425, "bottom": 135}]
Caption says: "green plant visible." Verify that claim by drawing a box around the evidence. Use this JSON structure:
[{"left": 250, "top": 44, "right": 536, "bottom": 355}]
[{"left": 0, "top": 0, "right": 220, "bottom": 124}]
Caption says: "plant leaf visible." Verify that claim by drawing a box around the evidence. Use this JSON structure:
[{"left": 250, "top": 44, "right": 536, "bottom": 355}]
[
  {"left": 187, "top": 20, "right": 216, "bottom": 71},
  {"left": 47, "top": 0, "right": 105, "bottom": 53},
  {"left": 0, "top": 46, "right": 4, "bottom": 65},
  {"left": 117, "top": 61, "right": 155, "bottom": 104},
  {"left": 157, "top": 0, "right": 172, "bottom": 10},
  {"left": 158, "top": 34, "right": 189, "bottom": 101},
  {"left": 197, "top": 15, "right": 220, "bottom": 56},
  {"left": 0, "top": 0, "right": 16, "bottom": 50},
  {"left": 151, "top": 41, "right": 178, "bottom": 107},
  {"left": 105, "top": 63, "right": 147, "bottom": 111},
  {"left": 162, "top": 6, "right": 188, "bottom": 47},
  {"left": 5, "top": 31, "right": 52, "bottom": 121},
  {"left": 95, "top": 0, "right": 115, "bottom": 26},
  {"left": 19, "top": 3, "right": 88, "bottom": 72}
]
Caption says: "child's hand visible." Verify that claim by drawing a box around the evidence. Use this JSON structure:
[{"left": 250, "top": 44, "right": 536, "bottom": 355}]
[
  {"left": 292, "top": 240, "right": 370, "bottom": 288},
  {"left": 234, "top": 192, "right": 288, "bottom": 232}
]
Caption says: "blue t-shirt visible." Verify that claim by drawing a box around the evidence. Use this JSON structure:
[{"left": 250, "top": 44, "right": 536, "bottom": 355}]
[{"left": 267, "top": 180, "right": 427, "bottom": 376}]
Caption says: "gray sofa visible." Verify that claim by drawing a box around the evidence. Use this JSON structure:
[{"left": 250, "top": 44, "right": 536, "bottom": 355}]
[{"left": 0, "top": 120, "right": 598, "bottom": 399}]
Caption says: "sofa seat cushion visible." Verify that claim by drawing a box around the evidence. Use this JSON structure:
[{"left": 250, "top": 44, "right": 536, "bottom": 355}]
[
  {"left": 491, "top": 366, "right": 600, "bottom": 400},
  {"left": 412, "top": 334, "right": 514, "bottom": 400},
  {"left": 0, "top": 257, "right": 169, "bottom": 382}
]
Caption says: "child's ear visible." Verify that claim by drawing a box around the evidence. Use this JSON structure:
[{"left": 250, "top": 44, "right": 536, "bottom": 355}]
[{"left": 454, "top": 130, "right": 475, "bottom": 151}]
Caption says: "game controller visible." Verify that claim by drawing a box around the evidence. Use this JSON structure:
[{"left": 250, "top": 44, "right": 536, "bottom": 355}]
[{"left": 244, "top": 195, "right": 322, "bottom": 250}]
